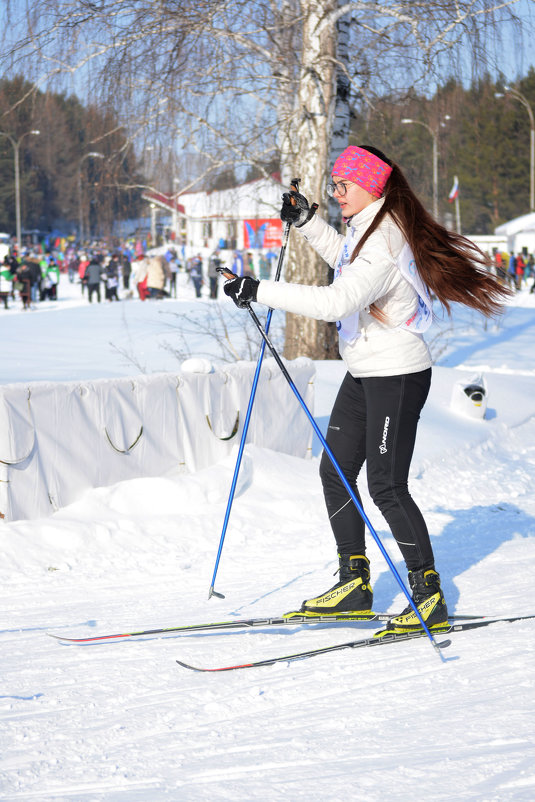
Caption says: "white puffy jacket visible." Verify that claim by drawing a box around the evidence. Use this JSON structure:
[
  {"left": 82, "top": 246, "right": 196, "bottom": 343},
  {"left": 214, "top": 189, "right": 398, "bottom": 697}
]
[{"left": 256, "top": 198, "right": 433, "bottom": 378}]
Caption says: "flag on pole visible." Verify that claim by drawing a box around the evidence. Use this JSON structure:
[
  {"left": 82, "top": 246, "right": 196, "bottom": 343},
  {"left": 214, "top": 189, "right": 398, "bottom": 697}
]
[{"left": 448, "top": 176, "right": 459, "bottom": 203}]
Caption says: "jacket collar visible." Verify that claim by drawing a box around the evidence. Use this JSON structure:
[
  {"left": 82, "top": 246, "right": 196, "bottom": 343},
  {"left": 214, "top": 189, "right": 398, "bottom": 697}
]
[{"left": 346, "top": 196, "right": 385, "bottom": 231}]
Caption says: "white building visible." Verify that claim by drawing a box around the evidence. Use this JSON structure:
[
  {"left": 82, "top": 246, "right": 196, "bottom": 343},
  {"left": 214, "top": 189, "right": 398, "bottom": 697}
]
[
  {"left": 142, "top": 175, "right": 285, "bottom": 269},
  {"left": 466, "top": 213, "right": 535, "bottom": 258},
  {"left": 466, "top": 234, "right": 508, "bottom": 256},
  {"left": 179, "top": 175, "right": 284, "bottom": 255},
  {"left": 494, "top": 212, "right": 535, "bottom": 255}
]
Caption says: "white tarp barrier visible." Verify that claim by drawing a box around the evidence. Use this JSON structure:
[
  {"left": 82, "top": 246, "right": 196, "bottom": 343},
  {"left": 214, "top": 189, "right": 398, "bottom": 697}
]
[{"left": 0, "top": 358, "right": 315, "bottom": 521}]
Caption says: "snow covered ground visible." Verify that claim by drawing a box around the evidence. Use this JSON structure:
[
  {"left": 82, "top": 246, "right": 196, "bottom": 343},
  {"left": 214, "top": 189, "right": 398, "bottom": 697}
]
[{"left": 1, "top": 271, "right": 535, "bottom": 801}]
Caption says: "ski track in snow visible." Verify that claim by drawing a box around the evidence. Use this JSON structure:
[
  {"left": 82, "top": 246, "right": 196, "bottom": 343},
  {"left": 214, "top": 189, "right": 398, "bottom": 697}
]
[{"left": 1, "top": 277, "right": 535, "bottom": 800}]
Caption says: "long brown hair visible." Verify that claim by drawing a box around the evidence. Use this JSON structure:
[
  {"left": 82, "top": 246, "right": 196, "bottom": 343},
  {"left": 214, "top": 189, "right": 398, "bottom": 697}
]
[{"left": 351, "top": 146, "right": 512, "bottom": 319}]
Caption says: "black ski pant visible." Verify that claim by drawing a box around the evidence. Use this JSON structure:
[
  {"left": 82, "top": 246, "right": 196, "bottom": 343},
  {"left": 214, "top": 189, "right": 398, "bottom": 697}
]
[
  {"left": 319, "top": 368, "right": 434, "bottom": 573},
  {"left": 87, "top": 283, "right": 101, "bottom": 303}
]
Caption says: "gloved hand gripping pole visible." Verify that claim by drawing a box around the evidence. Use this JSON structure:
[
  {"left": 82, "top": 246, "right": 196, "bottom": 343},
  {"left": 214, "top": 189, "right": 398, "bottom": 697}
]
[{"left": 207, "top": 179, "right": 300, "bottom": 599}]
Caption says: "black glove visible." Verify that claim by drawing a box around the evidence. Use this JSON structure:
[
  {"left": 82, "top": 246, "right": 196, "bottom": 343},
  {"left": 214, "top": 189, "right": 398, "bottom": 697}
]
[
  {"left": 224, "top": 275, "right": 259, "bottom": 308},
  {"left": 280, "top": 191, "right": 316, "bottom": 227}
]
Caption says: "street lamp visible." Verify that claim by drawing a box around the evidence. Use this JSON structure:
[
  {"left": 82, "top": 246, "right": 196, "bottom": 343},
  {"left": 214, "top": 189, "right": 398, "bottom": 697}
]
[
  {"left": 173, "top": 176, "right": 180, "bottom": 241},
  {"left": 401, "top": 118, "right": 439, "bottom": 220},
  {"left": 77, "top": 151, "right": 105, "bottom": 245},
  {"left": 495, "top": 86, "right": 535, "bottom": 212},
  {"left": 150, "top": 202, "right": 157, "bottom": 246},
  {"left": 0, "top": 129, "right": 40, "bottom": 252}
]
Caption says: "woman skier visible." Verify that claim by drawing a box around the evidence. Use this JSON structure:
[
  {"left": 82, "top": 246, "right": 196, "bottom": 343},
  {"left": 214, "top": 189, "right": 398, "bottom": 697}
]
[{"left": 223, "top": 145, "right": 511, "bottom": 634}]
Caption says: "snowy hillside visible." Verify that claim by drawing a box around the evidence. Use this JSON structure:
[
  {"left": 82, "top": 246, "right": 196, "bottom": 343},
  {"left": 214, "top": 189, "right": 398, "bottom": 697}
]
[{"left": 1, "top": 273, "right": 535, "bottom": 801}]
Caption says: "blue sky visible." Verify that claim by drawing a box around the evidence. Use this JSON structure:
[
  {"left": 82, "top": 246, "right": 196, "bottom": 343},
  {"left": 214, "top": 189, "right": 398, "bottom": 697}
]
[{"left": 501, "top": 0, "right": 535, "bottom": 80}]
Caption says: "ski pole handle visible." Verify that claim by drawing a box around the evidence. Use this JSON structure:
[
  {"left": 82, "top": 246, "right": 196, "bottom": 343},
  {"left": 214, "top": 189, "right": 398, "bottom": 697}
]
[
  {"left": 216, "top": 266, "right": 239, "bottom": 281},
  {"left": 289, "top": 177, "right": 300, "bottom": 202}
]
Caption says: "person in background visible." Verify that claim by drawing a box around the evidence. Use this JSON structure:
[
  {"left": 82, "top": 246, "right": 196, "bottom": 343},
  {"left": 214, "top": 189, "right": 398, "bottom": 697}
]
[
  {"left": 38, "top": 255, "right": 49, "bottom": 301},
  {"left": 134, "top": 254, "right": 149, "bottom": 300},
  {"left": 224, "top": 144, "right": 511, "bottom": 636},
  {"left": 515, "top": 252, "right": 525, "bottom": 291},
  {"left": 27, "top": 257, "right": 42, "bottom": 303},
  {"left": 67, "top": 252, "right": 79, "bottom": 284},
  {"left": 524, "top": 252, "right": 534, "bottom": 286},
  {"left": 120, "top": 253, "right": 132, "bottom": 291},
  {"left": 146, "top": 254, "right": 169, "bottom": 299},
  {"left": 0, "top": 257, "right": 13, "bottom": 309},
  {"left": 208, "top": 250, "right": 222, "bottom": 298},
  {"left": 6, "top": 251, "right": 19, "bottom": 279},
  {"left": 258, "top": 251, "right": 271, "bottom": 280},
  {"left": 232, "top": 250, "right": 244, "bottom": 277},
  {"left": 245, "top": 251, "right": 256, "bottom": 277},
  {"left": 104, "top": 253, "right": 120, "bottom": 301},
  {"left": 78, "top": 252, "right": 89, "bottom": 295},
  {"left": 168, "top": 250, "right": 179, "bottom": 298},
  {"left": 494, "top": 250, "right": 506, "bottom": 285},
  {"left": 46, "top": 257, "right": 60, "bottom": 300},
  {"left": 15, "top": 261, "right": 32, "bottom": 309},
  {"left": 189, "top": 254, "right": 203, "bottom": 298},
  {"left": 83, "top": 253, "right": 103, "bottom": 303},
  {"left": 508, "top": 252, "right": 517, "bottom": 290}
]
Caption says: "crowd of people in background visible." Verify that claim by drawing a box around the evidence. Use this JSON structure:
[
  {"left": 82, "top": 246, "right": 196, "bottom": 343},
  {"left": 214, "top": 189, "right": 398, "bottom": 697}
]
[
  {"left": 3, "top": 235, "right": 534, "bottom": 312},
  {"left": 0, "top": 239, "right": 279, "bottom": 311},
  {"left": 129, "top": 247, "right": 275, "bottom": 302},
  {"left": 0, "top": 251, "right": 61, "bottom": 310},
  {"left": 493, "top": 249, "right": 535, "bottom": 293}
]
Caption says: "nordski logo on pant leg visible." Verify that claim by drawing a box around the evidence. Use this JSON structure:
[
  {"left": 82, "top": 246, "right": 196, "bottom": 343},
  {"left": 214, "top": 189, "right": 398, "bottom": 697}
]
[{"left": 379, "top": 416, "right": 390, "bottom": 454}]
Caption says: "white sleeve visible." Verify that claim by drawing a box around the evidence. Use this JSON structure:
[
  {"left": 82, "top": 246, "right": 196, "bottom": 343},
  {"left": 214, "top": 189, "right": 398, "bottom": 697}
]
[
  {"left": 294, "top": 214, "right": 345, "bottom": 268},
  {"left": 256, "top": 230, "right": 400, "bottom": 322}
]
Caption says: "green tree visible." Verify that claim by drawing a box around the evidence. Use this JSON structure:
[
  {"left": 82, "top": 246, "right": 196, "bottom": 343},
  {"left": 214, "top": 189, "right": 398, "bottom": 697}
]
[
  {"left": 0, "top": 77, "right": 145, "bottom": 239},
  {"left": 351, "top": 72, "right": 535, "bottom": 234}
]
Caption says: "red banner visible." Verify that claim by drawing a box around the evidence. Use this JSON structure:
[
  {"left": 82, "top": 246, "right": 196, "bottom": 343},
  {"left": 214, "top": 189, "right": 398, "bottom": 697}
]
[{"left": 243, "top": 219, "right": 282, "bottom": 249}]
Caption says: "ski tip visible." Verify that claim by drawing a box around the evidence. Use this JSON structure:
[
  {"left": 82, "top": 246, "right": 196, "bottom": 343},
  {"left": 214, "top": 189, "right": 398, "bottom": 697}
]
[
  {"left": 47, "top": 631, "right": 88, "bottom": 644},
  {"left": 176, "top": 659, "right": 237, "bottom": 673},
  {"left": 176, "top": 658, "right": 256, "bottom": 673},
  {"left": 176, "top": 659, "right": 204, "bottom": 672}
]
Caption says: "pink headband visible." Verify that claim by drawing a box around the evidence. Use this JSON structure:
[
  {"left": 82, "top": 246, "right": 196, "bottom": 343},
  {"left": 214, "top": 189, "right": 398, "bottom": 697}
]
[{"left": 332, "top": 146, "right": 392, "bottom": 198}]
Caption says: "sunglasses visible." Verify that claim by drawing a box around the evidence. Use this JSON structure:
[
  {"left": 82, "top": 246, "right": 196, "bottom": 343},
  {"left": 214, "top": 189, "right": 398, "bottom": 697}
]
[{"left": 326, "top": 180, "right": 351, "bottom": 197}]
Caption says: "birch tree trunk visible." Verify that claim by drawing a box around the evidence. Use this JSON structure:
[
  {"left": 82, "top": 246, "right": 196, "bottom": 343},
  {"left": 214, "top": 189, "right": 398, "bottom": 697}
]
[
  {"left": 279, "top": 0, "right": 341, "bottom": 360},
  {"left": 325, "top": 5, "right": 352, "bottom": 359}
]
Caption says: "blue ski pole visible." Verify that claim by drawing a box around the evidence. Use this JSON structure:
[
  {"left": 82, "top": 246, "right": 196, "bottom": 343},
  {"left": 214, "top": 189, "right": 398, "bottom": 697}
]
[
  {"left": 208, "top": 179, "right": 301, "bottom": 599},
  {"left": 239, "top": 299, "right": 450, "bottom": 660}
]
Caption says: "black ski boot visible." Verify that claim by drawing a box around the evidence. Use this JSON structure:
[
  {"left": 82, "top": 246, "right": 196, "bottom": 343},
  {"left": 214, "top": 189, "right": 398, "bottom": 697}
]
[
  {"left": 382, "top": 568, "right": 448, "bottom": 634},
  {"left": 286, "top": 554, "right": 373, "bottom": 618}
]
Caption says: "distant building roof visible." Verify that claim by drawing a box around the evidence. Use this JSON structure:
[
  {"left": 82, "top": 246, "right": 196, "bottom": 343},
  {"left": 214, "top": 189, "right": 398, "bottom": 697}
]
[
  {"left": 141, "top": 190, "right": 185, "bottom": 215},
  {"left": 495, "top": 212, "right": 535, "bottom": 236}
]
